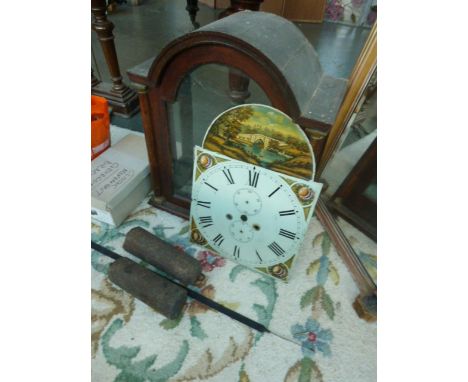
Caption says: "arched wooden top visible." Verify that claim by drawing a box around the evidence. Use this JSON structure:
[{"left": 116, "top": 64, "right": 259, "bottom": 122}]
[
  {"left": 151, "top": 32, "right": 301, "bottom": 119},
  {"left": 128, "top": 11, "right": 347, "bottom": 130}
]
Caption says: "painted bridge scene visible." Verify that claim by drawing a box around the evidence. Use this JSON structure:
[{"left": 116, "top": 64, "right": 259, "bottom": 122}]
[{"left": 236, "top": 133, "right": 289, "bottom": 150}]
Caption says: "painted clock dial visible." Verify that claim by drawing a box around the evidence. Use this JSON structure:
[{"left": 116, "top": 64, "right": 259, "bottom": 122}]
[{"left": 190, "top": 146, "right": 322, "bottom": 281}]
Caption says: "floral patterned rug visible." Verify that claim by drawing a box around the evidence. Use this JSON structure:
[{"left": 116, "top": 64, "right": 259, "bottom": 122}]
[{"left": 91, "top": 126, "right": 376, "bottom": 381}]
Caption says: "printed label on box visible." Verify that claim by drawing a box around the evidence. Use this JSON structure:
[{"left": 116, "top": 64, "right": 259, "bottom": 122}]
[{"left": 92, "top": 160, "right": 135, "bottom": 200}]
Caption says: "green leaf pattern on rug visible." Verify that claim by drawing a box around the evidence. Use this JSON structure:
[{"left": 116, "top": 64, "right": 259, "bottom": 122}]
[
  {"left": 229, "top": 266, "right": 277, "bottom": 342},
  {"left": 228, "top": 260, "right": 278, "bottom": 333},
  {"left": 92, "top": 249, "right": 111, "bottom": 274},
  {"left": 301, "top": 232, "right": 340, "bottom": 319},
  {"left": 91, "top": 219, "right": 150, "bottom": 275},
  {"left": 250, "top": 277, "right": 277, "bottom": 342},
  {"left": 229, "top": 264, "right": 248, "bottom": 282},
  {"left": 159, "top": 314, "right": 183, "bottom": 330},
  {"left": 306, "top": 259, "right": 320, "bottom": 276},
  {"left": 190, "top": 316, "right": 208, "bottom": 339},
  {"left": 300, "top": 285, "right": 321, "bottom": 309},
  {"left": 231, "top": 271, "right": 278, "bottom": 374},
  {"left": 328, "top": 262, "right": 340, "bottom": 285},
  {"left": 298, "top": 357, "right": 323, "bottom": 382},
  {"left": 300, "top": 285, "right": 335, "bottom": 320},
  {"left": 310, "top": 233, "right": 339, "bottom": 285},
  {"left": 91, "top": 219, "right": 150, "bottom": 245},
  {"left": 293, "top": 231, "right": 338, "bottom": 375},
  {"left": 321, "top": 289, "right": 335, "bottom": 320},
  {"left": 102, "top": 318, "right": 189, "bottom": 382}
]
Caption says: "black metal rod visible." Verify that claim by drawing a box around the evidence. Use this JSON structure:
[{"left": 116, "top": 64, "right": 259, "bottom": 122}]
[{"left": 91, "top": 241, "right": 121, "bottom": 260}]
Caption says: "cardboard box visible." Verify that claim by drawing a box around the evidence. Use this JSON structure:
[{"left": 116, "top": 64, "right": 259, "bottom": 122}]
[{"left": 91, "top": 134, "right": 151, "bottom": 226}]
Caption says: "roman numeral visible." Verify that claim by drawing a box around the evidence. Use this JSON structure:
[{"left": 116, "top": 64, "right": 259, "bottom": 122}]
[
  {"left": 213, "top": 234, "right": 224, "bottom": 246},
  {"left": 248, "top": 168, "right": 260, "bottom": 188},
  {"left": 204, "top": 182, "right": 218, "bottom": 191},
  {"left": 268, "top": 241, "right": 285, "bottom": 257},
  {"left": 198, "top": 216, "right": 213, "bottom": 228},
  {"left": 255, "top": 250, "right": 263, "bottom": 262},
  {"left": 268, "top": 186, "right": 282, "bottom": 197},
  {"left": 233, "top": 245, "right": 240, "bottom": 259},
  {"left": 279, "top": 209, "right": 295, "bottom": 216},
  {"left": 279, "top": 228, "right": 296, "bottom": 240},
  {"left": 222, "top": 168, "right": 235, "bottom": 184},
  {"left": 197, "top": 201, "right": 211, "bottom": 209}
]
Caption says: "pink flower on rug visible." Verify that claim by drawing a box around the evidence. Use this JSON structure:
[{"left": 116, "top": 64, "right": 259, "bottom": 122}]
[{"left": 197, "top": 250, "right": 226, "bottom": 272}]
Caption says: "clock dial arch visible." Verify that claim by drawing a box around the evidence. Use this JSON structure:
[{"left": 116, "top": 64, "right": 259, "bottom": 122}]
[{"left": 202, "top": 104, "right": 316, "bottom": 181}]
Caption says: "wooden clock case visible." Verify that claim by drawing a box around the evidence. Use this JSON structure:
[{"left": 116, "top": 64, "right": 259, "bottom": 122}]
[{"left": 127, "top": 11, "right": 347, "bottom": 220}]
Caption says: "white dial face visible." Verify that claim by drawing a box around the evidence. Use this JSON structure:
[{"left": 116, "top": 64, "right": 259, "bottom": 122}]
[{"left": 191, "top": 161, "right": 307, "bottom": 267}]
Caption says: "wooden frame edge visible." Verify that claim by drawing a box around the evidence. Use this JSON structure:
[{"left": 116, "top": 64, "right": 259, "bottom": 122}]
[
  {"left": 317, "top": 23, "right": 377, "bottom": 177},
  {"left": 316, "top": 198, "right": 376, "bottom": 296}
]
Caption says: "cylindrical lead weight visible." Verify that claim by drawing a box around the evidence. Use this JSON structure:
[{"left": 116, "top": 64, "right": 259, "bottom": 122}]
[
  {"left": 108, "top": 257, "right": 187, "bottom": 320},
  {"left": 123, "top": 227, "right": 202, "bottom": 285}
]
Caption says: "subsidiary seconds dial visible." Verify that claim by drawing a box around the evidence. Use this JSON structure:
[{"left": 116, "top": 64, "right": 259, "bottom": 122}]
[{"left": 191, "top": 161, "right": 307, "bottom": 267}]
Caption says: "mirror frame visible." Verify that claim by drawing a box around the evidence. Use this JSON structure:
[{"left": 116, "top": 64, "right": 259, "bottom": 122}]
[{"left": 315, "top": 23, "right": 377, "bottom": 321}]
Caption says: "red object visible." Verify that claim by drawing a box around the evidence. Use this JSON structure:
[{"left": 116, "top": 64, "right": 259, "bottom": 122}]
[{"left": 91, "top": 95, "right": 111, "bottom": 160}]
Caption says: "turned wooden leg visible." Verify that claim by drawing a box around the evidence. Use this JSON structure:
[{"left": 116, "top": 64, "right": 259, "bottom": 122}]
[
  {"left": 91, "top": 68, "right": 100, "bottom": 89},
  {"left": 219, "top": 1, "right": 264, "bottom": 103},
  {"left": 186, "top": 0, "right": 200, "bottom": 29},
  {"left": 91, "top": 0, "right": 139, "bottom": 117}
]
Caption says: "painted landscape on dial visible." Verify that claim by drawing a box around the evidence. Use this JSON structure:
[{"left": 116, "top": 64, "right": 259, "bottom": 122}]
[{"left": 203, "top": 104, "right": 314, "bottom": 180}]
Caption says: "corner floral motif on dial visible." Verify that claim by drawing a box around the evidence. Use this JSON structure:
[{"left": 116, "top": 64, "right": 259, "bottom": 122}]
[{"left": 291, "top": 318, "right": 333, "bottom": 357}]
